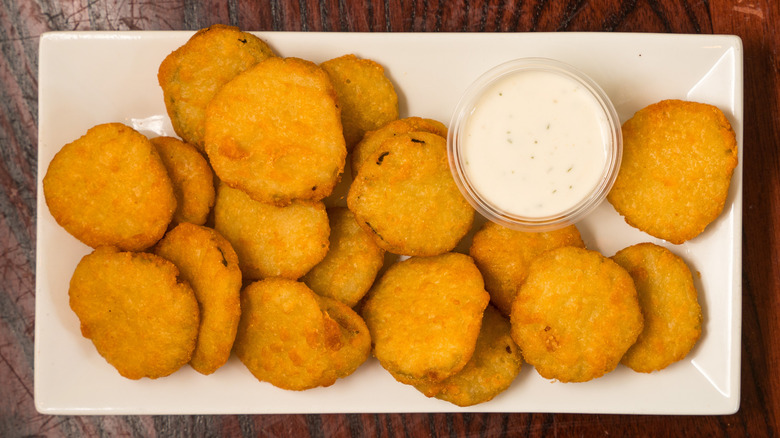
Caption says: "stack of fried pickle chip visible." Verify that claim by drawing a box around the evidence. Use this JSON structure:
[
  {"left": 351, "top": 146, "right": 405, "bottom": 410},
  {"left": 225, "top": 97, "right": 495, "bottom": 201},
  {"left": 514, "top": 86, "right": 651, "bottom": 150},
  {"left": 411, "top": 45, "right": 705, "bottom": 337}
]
[{"left": 43, "top": 25, "right": 734, "bottom": 406}]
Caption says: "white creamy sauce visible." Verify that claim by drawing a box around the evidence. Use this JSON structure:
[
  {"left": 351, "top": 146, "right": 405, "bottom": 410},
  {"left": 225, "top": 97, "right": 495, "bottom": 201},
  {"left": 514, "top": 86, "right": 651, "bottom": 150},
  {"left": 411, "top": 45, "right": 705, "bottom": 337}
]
[{"left": 462, "top": 70, "right": 609, "bottom": 217}]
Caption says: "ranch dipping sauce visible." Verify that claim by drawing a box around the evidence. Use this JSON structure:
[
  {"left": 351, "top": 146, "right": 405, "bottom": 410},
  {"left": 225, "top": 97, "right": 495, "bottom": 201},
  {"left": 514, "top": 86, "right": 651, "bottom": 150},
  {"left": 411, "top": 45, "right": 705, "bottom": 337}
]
[
  {"left": 449, "top": 58, "right": 622, "bottom": 231},
  {"left": 462, "top": 69, "right": 609, "bottom": 217}
]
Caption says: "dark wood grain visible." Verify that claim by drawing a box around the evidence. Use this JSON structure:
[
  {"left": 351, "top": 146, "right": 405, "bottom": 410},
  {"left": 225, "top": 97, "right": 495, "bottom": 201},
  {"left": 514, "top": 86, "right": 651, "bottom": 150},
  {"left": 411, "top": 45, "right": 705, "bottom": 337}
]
[{"left": 2, "top": 0, "right": 779, "bottom": 436}]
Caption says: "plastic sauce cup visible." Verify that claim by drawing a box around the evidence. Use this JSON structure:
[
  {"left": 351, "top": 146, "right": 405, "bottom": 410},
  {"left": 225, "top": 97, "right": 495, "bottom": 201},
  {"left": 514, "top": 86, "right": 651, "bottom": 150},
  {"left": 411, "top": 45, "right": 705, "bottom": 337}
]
[{"left": 448, "top": 58, "right": 622, "bottom": 232}]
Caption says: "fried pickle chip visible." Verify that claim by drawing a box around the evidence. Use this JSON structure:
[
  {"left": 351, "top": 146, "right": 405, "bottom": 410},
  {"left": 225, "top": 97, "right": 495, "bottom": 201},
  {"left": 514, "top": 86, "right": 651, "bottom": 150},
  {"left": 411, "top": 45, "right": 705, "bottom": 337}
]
[
  {"left": 320, "top": 54, "right": 399, "bottom": 151},
  {"left": 301, "top": 207, "right": 385, "bottom": 307},
  {"left": 511, "top": 246, "right": 643, "bottom": 383},
  {"left": 313, "top": 294, "right": 373, "bottom": 381},
  {"left": 611, "top": 243, "right": 702, "bottom": 373},
  {"left": 157, "top": 24, "right": 275, "bottom": 151},
  {"left": 43, "top": 123, "right": 176, "bottom": 251},
  {"left": 361, "top": 253, "right": 490, "bottom": 386},
  {"left": 607, "top": 99, "right": 738, "bottom": 244},
  {"left": 68, "top": 246, "right": 199, "bottom": 380},
  {"left": 214, "top": 184, "right": 330, "bottom": 280},
  {"left": 347, "top": 131, "right": 474, "bottom": 256},
  {"left": 351, "top": 117, "right": 448, "bottom": 175},
  {"left": 205, "top": 56, "right": 346, "bottom": 206},
  {"left": 414, "top": 306, "right": 522, "bottom": 406},
  {"left": 154, "top": 223, "right": 242, "bottom": 375},
  {"left": 233, "top": 278, "right": 370, "bottom": 390},
  {"left": 469, "top": 221, "right": 585, "bottom": 316},
  {"left": 150, "top": 136, "right": 215, "bottom": 226}
]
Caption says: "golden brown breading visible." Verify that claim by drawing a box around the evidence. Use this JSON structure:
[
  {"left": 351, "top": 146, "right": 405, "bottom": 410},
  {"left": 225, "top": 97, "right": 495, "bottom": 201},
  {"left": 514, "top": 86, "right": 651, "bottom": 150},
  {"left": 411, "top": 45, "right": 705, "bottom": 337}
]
[
  {"left": 361, "top": 253, "right": 490, "bottom": 386},
  {"left": 347, "top": 131, "right": 474, "bottom": 256},
  {"left": 154, "top": 223, "right": 242, "bottom": 375},
  {"left": 157, "top": 24, "right": 275, "bottom": 151},
  {"left": 511, "top": 246, "right": 643, "bottom": 383},
  {"left": 612, "top": 242, "right": 702, "bottom": 373},
  {"left": 351, "top": 117, "right": 448, "bottom": 175},
  {"left": 43, "top": 123, "right": 176, "bottom": 251},
  {"left": 312, "top": 293, "right": 373, "bottom": 381},
  {"left": 233, "top": 278, "right": 370, "bottom": 390},
  {"left": 414, "top": 305, "right": 522, "bottom": 406},
  {"left": 607, "top": 99, "right": 738, "bottom": 244},
  {"left": 301, "top": 207, "right": 385, "bottom": 307},
  {"left": 68, "top": 246, "right": 199, "bottom": 379},
  {"left": 469, "top": 221, "right": 585, "bottom": 316},
  {"left": 320, "top": 54, "right": 399, "bottom": 151},
  {"left": 150, "top": 136, "right": 215, "bottom": 227},
  {"left": 205, "top": 56, "right": 346, "bottom": 206},
  {"left": 213, "top": 184, "right": 330, "bottom": 280}
]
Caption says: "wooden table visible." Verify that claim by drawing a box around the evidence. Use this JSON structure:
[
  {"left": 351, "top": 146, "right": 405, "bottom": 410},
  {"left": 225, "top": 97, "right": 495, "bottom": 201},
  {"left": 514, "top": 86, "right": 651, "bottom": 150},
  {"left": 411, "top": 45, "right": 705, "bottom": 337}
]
[{"left": 2, "top": 0, "right": 778, "bottom": 436}]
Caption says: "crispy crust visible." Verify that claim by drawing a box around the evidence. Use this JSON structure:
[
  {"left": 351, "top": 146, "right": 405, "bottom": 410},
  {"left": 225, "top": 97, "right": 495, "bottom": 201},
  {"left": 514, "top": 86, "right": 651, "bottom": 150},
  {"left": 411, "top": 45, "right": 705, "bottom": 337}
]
[
  {"left": 68, "top": 246, "right": 199, "bottom": 379},
  {"left": 313, "top": 294, "right": 372, "bottom": 381},
  {"left": 43, "top": 123, "right": 176, "bottom": 251},
  {"left": 154, "top": 223, "right": 242, "bottom": 375},
  {"left": 351, "top": 117, "right": 448, "bottom": 175},
  {"left": 414, "top": 306, "right": 522, "bottom": 406},
  {"left": 150, "top": 136, "right": 215, "bottom": 226},
  {"left": 321, "top": 54, "right": 399, "bottom": 151},
  {"left": 607, "top": 99, "right": 738, "bottom": 244},
  {"left": 157, "top": 24, "right": 275, "bottom": 151},
  {"left": 612, "top": 242, "right": 702, "bottom": 373},
  {"left": 469, "top": 221, "right": 585, "bottom": 316},
  {"left": 361, "top": 253, "right": 490, "bottom": 386},
  {"left": 301, "top": 207, "right": 386, "bottom": 307},
  {"left": 213, "top": 184, "right": 330, "bottom": 280},
  {"left": 511, "top": 247, "right": 643, "bottom": 383},
  {"left": 347, "top": 131, "right": 474, "bottom": 256},
  {"left": 205, "top": 57, "right": 346, "bottom": 206},
  {"left": 233, "top": 278, "right": 370, "bottom": 390}
]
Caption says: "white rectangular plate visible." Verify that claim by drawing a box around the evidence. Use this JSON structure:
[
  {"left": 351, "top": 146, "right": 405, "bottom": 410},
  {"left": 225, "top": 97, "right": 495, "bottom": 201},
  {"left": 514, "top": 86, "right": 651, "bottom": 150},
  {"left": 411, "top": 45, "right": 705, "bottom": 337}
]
[{"left": 35, "top": 31, "right": 743, "bottom": 415}]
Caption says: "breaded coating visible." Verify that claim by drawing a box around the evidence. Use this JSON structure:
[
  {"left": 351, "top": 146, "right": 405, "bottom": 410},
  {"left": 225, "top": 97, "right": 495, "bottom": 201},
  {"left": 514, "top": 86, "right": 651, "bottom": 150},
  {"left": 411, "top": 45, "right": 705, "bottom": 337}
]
[
  {"left": 612, "top": 243, "right": 702, "bottom": 373},
  {"left": 607, "top": 99, "right": 738, "bottom": 244},
  {"left": 361, "top": 253, "right": 490, "bottom": 386},
  {"left": 158, "top": 24, "right": 275, "bottom": 151},
  {"left": 321, "top": 54, "right": 399, "bottom": 151},
  {"left": 511, "top": 246, "right": 643, "bottom": 383},
  {"left": 68, "top": 246, "right": 199, "bottom": 380},
  {"left": 347, "top": 132, "right": 474, "bottom": 256},
  {"left": 301, "top": 207, "right": 386, "bottom": 307},
  {"left": 43, "top": 123, "right": 176, "bottom": 251},
  {"left": 150, "top": 136, "right": 215, "bottom": 226},
  {"left": 205, "top": 56, "right": 346, "bottom": 206},
  {"left": 469, "top": 221, "right": 585, "bottom": 316},
  {"left": 414, "top": 306, "right": 522, "bottom": 406},
  {"left": 154, "top": 223, "right": 242, "bottom": 375},
  {"left": 313, "top": 294, "right": 373, "bottom": 381},
  {"left": 213, "top": 184, "right": 330, "bottom": 280},
  {"left": 233, "top": 278, "right": 370, "bottom": 390},
  {"left": 352, "top": 117, "right": 448, "bottom": 175}
]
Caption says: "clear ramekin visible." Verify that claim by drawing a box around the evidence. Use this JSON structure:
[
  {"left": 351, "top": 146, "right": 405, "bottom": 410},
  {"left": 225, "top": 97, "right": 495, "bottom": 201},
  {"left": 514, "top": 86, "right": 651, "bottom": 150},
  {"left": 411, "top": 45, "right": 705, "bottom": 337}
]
[{"left": 447, "top": 57, "right": 622, "bottom": 232}]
